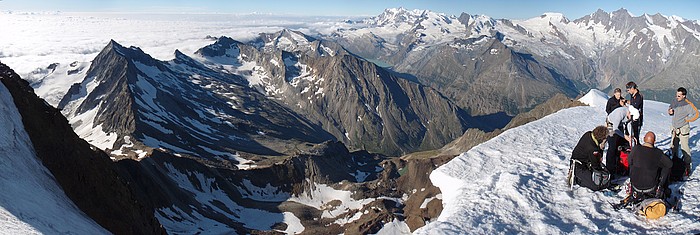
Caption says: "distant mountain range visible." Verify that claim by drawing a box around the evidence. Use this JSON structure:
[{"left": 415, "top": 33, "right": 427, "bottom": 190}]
[
  {"left": 58, "top": 31, "right": 489, "bottom": 158},
  {"left": 329, "top": 7, "right": 700, "bottom": 115}
]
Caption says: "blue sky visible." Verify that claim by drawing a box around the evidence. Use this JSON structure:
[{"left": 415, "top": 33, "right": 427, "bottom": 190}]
[{"left": 2, "top": 0, "right": 700, "bottom": 20}]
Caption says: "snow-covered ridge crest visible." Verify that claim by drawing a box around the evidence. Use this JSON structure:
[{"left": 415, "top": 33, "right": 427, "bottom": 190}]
[
  {"left": 578, "top": 89, "right": 609, "bottom": 107},
  {"left": 538, "top": 12, "right": 570, "bottom": 23},
  {"left": 366, "top": 7, "right": 451, "bottom": 27},
  {"left": 0, "top": 82, "right": 108, "bottom": 234},
  {"left": 416, "top": 90, "right": 699, "bottom": 234}
]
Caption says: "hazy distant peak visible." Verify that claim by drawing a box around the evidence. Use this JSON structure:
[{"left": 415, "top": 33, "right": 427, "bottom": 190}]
[
  {"left": 368, "top": 7, "right": 449, "bottom": 26},
  {"left": 538, "top": 12, "right": 570, "bottom": 23},
  {"left": 611, "top": 8, "right": 632, "bottom": 17}
]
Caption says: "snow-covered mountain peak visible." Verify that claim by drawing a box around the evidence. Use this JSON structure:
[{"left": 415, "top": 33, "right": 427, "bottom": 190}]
[
  {"left": 471, "top": 14, "right": 498, "bottom": 28},
  {"left": 194, "top": 36, "right": 243, "bottom": 61},
  {"left": 539, "top": 12, "right": 570, "bottom": 24},
  {"left": 256, "top": 29, "right": 315, "bottom": 52},
  {"left": 106, "top": 39, "right": 149, "bottom": 59},
  {"left": 578, "top": 89, "right": 608, "bottom": 107},
  {"left": 369, "top": 7, "right": 423, "bottom": 26},
  {"left": 574, "top": 8, "right": 611, "bottom": 25},
  {"left": 669, "top": 15, "right": 687, "bottom": 23},
  {"left": 366, "top": 7, "right": 453, "bottom": 27},
  {"left": 611, "top": 8, "right": 633, "bottom": 18}
]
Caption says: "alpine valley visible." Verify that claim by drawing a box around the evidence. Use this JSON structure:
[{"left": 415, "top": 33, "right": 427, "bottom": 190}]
[{"left": 1, "top": 7, "right": 699, "bottom": 234}]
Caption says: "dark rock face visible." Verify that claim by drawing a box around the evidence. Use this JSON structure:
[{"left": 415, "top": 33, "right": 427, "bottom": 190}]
[
  {"left": 63, "top": 40, "right": 138, "bottom": 139},
  {"left": 406, "top": 38, "right": 578, "bottom": 116},
  {"left": 111, "top": 141, "right": 379, "bottom": 233},
  {"left": 110, "top": 139, "right": 447, "bottom": 234},
  {"left": 333, "top": 31, "right": 579, "bottom": 116},
  {"left": 116, "top": 151, "right": 251, "bottom": 234},
  {"left": 395, "top": 156, "right": 451, "bottom": 231},
  {"left": 198, "top": 33, "right": 484, "bottom": 156},
  {"left": 0, "top": 62, "right": 165, "bottom": 234}
]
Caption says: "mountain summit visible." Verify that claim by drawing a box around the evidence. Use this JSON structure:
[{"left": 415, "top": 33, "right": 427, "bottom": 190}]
[{"left": 59, "top": 39, "right": 333, "bottom": 161}]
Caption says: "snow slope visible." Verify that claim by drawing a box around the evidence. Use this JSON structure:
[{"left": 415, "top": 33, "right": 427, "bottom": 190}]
[
  {"left": 416, "top": 89, "right": 700, "bottom": 234},
  {"left": 0, "top": 83, "right": 108, "bottom": 234}
]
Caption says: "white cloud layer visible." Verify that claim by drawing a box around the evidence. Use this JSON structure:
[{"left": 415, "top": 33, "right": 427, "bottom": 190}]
[{"left": 0, "top": 12, "right": 355, "bottom": 76}]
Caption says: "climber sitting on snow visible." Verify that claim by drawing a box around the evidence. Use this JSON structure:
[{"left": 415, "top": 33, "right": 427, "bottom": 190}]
[
  {"left": 628, "top": 131, "right": 672, "bottom": 199},
  {"left": 568, "top": 125, "right": 611, "bottom": 191}
]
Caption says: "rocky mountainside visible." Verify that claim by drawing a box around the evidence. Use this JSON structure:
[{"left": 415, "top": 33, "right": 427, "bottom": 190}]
[
  {"left": 112, "top": 140, "right": 445, "bottom": 234},
  {"left": 0, "top": 62, "right": 165, "bottom": 234},
  {"left": 3, "top": 61, "right": 447, "bottom": 234},
  {"left": 328, "top": 8, "right": 700, "bottom": 114},
  {"left": 404, "top": 93, "right": 584, "bottom": 160},
  {"left": 58, "top": 40, "right": 333, "bottom": 162},
  {"left": 192, "top": 31, "right": 487, "bottom": 156}
]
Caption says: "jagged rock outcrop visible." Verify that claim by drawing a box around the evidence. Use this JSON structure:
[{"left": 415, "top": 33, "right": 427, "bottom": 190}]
[{"left": 0, "top": 62, "right": 165, "bottom": 234}]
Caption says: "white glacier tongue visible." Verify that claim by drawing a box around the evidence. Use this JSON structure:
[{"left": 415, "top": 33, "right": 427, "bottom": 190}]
[
  {"left": 0, "top": 83, "right": 108, "bottom": 234},
  {"left": 415, "top": 90, "right": 700, "bottom": 234}
]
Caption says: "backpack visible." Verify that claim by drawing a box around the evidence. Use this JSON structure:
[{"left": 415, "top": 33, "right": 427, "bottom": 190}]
[
  {"left": 669, "top": 154, "right": 686, "bottom": 182},
  {"left": 591, "top": 168, "right": 611, "bottom": 188},
  {"left": 663, "top": 148, "right": 685, "bottom": 182},
  {"left": 634, "top": 198, "right": 667, "bottom": 219},
  {"left": 618, "top": 143, "right": 632, "bottom": 174}
]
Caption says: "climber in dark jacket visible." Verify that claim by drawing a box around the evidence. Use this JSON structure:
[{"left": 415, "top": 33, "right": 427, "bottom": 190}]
[
  {"left": 606, "top": 88, "right": 624, "bottom": 115},
  {"left": 568, "top": 125, "right": 610, "bottom": 191},
  {"left": 628, "top": 131, "right": 672, "bottom": 199},
  {"left": 626, "top": 81, "right": 644, "bottom": 143}
]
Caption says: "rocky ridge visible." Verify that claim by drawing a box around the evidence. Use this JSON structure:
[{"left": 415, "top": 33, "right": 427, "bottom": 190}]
[{"left": 0, "top": 62, "right": 165, "bottom": 234}]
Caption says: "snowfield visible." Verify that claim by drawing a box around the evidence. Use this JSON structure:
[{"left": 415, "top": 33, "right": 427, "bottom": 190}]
[
  {"left": 0, "top": 82, "right": 108, "bottom": 234},
  {"left": 416, "top": 90, "right": 700, "bottom": 234}
]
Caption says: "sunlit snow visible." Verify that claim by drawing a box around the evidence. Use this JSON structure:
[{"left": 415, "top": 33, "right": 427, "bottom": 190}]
[
  {"left": 415, "top": 90, "right": 700, "bottom": 234},
  {"left": 0, "top": 82, "right": 108, "bottom": 234}
]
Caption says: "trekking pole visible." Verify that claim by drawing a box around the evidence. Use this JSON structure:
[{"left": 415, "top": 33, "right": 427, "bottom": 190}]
[{"left": 627, "top": 121, "right": 636, "bottom": 148}]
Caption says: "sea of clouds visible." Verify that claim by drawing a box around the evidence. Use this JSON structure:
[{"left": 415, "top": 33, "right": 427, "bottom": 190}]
[{"left": 0, "top": 11, "right": 357, "bottom": 76}]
